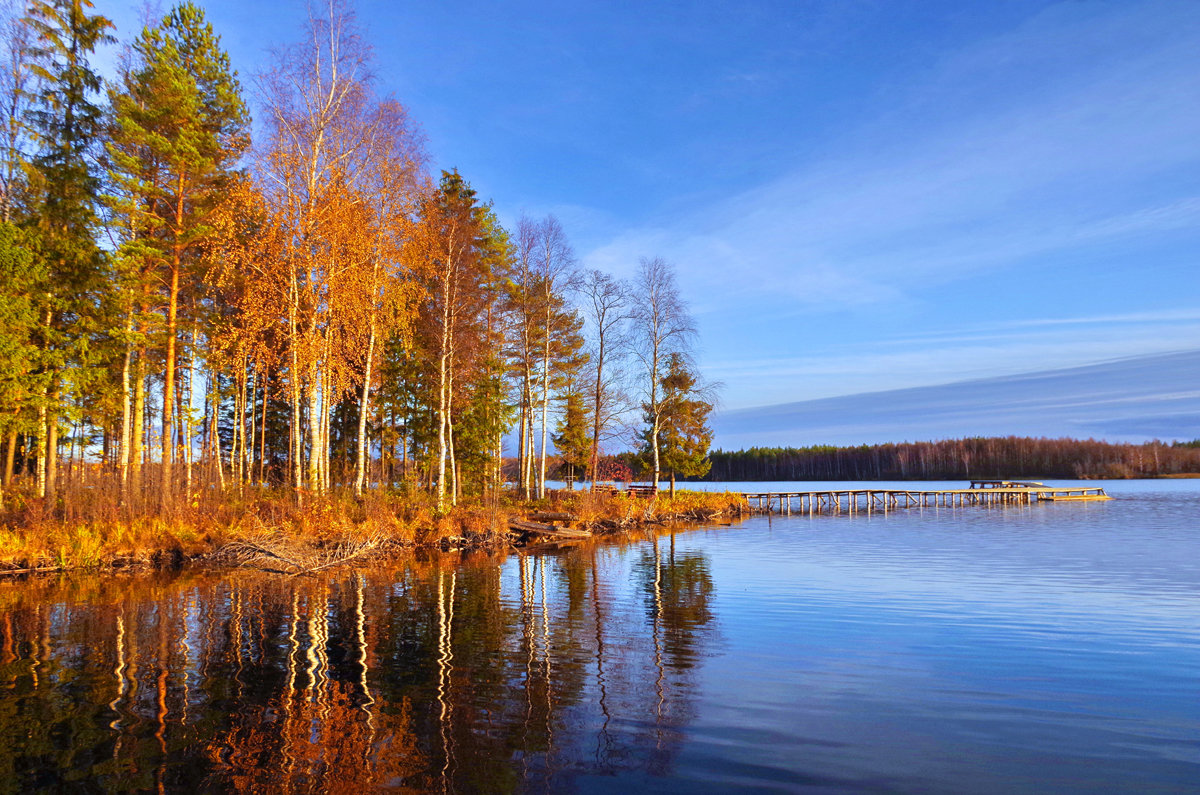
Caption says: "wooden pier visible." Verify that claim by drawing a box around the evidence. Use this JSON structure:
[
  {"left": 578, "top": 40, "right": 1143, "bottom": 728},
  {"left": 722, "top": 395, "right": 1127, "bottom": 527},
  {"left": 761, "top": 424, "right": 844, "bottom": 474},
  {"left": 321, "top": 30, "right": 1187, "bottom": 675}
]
[{"left": 740, "top": 482, "right": 1111, "bottom": 515}]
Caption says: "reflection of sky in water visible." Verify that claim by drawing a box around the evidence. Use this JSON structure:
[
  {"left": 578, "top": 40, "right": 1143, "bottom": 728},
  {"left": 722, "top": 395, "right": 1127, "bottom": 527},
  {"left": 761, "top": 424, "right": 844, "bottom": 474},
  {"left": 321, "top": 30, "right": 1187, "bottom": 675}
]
[{"left": 670, "top": 482, "right": 1200, "bottom": 793}]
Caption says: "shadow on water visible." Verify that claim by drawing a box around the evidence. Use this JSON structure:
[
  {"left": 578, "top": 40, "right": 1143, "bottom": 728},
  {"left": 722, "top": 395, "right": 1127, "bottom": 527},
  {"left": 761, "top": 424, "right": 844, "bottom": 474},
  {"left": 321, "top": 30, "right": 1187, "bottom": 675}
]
[{"left": 0, "top": 528, "right": 719, "bottom": 793}]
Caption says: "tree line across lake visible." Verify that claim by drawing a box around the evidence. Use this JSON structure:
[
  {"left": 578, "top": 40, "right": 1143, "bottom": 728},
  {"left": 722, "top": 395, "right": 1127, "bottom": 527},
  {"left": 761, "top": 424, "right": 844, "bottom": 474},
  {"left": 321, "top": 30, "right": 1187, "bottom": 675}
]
[
  {"left": 0, "top": 0, "right": 717, "bottom": 515},
  {"left": 701, "top": 437, "right": 1200, "bottom": 482}
]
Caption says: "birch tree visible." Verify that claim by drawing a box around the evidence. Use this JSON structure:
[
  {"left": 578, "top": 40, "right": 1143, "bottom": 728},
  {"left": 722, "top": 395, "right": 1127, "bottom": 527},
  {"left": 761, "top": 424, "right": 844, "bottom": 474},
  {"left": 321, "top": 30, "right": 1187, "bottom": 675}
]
[
  {"left": 579, "top": 268, "right": 631, "bottom": 489},
  {"left": 631, "top": 257, "right": 694, "bottom": 489},
  {"left": 258, "top": 0, "right": 427, "bottom": 496},
  {"left": 532, "top": 215, "right": 579, "bottom": 498},
  {"left": 507, "top": 214, "right": 538, "bottom": 499}
]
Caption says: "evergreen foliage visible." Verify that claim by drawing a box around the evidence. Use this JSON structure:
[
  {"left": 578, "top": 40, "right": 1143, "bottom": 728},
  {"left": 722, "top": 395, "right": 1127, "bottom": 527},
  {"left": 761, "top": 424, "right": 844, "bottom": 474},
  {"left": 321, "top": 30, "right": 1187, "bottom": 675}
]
[
  {"left": 706, "top": 437, "right": 1200, "bottom": 481},
  {"left": 0, "top": 222, "right": 42, "bottom": 433},
  {"left": 637, "top": 352, "right": 712, "bottom": 494},
  {"left": 22, "top": 0, "right": 112, "bottom": 497},
  {"left": 552, "top": 389, "right": 590, "bottom": 487}
]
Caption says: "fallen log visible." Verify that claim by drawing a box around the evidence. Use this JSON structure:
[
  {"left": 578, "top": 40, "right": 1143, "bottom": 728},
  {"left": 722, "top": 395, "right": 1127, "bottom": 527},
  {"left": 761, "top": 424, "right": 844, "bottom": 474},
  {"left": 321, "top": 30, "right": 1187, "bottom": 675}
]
[
  {"left": 510, "top": 520, "right": 592, "bottom": 539},
  {"left": 530, "top": 512, "right": 578, "bottom": 523}
]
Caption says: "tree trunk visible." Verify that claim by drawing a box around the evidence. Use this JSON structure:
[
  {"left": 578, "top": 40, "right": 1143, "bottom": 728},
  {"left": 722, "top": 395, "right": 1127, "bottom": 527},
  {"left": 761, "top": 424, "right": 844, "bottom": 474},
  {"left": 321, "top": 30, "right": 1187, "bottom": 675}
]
[
  {"left": 0, "top": 431, "right": 9, "bottom": 510},
  {"left": 120, "top": 314, "right": 133, "bottom": 497},
  {"left": 245, "top": 362, "right": 256, "bottom": 489},
  {"left": 516, "top": 383, "right": 527, "bottom": 496},
  {"left": 355, "top": 318, "right": 377, "bottom": 496},
  {"left": 447, "top": 361, "right": 458, "bottom": 507},
  {"left": 236, "top": 360, "right": 248, "bottom": 493},
  {"left": 448, "top": 414, "right": 458, "bottom": 506},
  {"left": 437, "top": 346, "right": 447, "bottom": 512},
  {"left": 259, "top": 370, "right": 269, "bottom": 486},
  {"left": 538, "top": 324, "right": 550, "bottom": 499},
  {"left": 321, "top": 369, "right": 332, "bottom": 493},
  {"left": 174, "top": 350, "right": 185, "bottom": 489},
  {"left": 211, "top": 381, "right": 225, "bottom": 492},
  {"left": 201, "top": 382, "right": 210, "bottom": 480},
  {"left": 436, "top": 258, "right": 452, "bottom": 512},
  {"left": 67, "top": 409, "right": 77, "bottom": 483},
  {"left": 649, "top": 338, "right": 661, "bottom": 488},
  {"left": 185, "top": 329, "right": 198, "bottom": 497},
  {"left": 495, "top": 429, "right": 503, "bottom": 502},
  {"left": 523, "top": 409, "right": 533, "bottom": 498},
  {"left": 45, "top": 385, "right": 58, "bottom": 501},
  {"left": 307, "top": 362, "right": 321, "bottom": 493},
  {"left": 162, "top": 260, "right": 180, "bottom": 504},
  {"left": 651, "top": 411, "right": 661, "bottom": 490},
  {"left": 289, "top": 272, "right": 303, "bottom": 499},
  {"left": 131, "top": 342, "right": 145, "bottom": 498},
  {"left": 589, "top": 338, "right": 606, "bottom": 491},
  {"left": 400, "top": 405, "right": 408, "bottom": 485},
  {"left": 2, "top": 429, "right": 16, "bottom": 487}
]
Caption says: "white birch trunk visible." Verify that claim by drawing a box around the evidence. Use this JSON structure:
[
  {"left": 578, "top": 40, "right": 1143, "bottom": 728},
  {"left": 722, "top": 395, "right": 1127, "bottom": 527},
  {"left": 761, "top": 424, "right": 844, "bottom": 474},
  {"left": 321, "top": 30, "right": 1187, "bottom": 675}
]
[{"left": 355, "top": 318, "right": 376, "bottom": 496}]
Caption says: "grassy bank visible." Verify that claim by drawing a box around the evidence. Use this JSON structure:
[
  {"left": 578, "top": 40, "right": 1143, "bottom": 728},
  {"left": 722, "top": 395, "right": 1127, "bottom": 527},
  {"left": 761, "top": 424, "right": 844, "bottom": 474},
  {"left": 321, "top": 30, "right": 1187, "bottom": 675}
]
[{"left": 0, "top": 485, "right": 748, "bottom": 575}]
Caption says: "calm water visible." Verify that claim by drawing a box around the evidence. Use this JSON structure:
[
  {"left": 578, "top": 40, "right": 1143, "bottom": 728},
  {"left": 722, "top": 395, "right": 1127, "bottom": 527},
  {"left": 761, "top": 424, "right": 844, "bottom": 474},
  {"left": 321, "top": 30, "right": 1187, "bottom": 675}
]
[{"left": 0, "top": 480, "right": 1197, "bottom": 793}]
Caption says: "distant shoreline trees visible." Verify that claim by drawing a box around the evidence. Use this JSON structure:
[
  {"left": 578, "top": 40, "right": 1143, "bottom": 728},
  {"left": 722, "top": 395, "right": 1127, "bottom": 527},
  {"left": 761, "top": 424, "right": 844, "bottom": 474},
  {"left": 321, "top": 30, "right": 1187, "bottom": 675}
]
[{"left": 703, "top": 437, "right": 1200, "bottom": 482}]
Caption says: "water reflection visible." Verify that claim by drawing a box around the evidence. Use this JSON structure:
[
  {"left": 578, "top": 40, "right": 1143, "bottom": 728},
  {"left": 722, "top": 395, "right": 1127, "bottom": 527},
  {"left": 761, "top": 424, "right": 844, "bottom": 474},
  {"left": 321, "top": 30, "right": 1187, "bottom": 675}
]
[{"left": 0, "top": 529, "right": 718, "bottom": 792}]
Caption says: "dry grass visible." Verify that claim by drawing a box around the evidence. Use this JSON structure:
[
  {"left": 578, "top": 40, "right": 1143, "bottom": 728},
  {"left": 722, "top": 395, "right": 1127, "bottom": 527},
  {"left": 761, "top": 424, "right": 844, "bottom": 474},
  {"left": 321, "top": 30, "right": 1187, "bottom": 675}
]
[
  {"left": 538, "top": 487, "right": 747, "bottom": 531},
  {"left": 0, "top": 478, "right": 748, "bottom": 575}
]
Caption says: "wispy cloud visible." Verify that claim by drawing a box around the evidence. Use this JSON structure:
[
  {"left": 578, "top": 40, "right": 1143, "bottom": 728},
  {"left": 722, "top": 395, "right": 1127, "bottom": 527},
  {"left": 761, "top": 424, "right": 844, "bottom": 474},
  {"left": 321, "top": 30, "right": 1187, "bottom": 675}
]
[
  {"left": 711, "top": 349, "right": 1200, "bottom": 446},
  {"left": 705, "top": 311, "right": 1200, "bottom": 408},
  {"left": 582, "top": 1, "right": 1200, "bottom": 310}
]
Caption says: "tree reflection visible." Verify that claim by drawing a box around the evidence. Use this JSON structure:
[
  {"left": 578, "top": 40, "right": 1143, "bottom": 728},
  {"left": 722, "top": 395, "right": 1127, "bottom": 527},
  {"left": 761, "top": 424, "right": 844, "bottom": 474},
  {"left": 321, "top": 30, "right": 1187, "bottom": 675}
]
[{"left": 0, "top": 531, "right": 719, "bottom": 791}]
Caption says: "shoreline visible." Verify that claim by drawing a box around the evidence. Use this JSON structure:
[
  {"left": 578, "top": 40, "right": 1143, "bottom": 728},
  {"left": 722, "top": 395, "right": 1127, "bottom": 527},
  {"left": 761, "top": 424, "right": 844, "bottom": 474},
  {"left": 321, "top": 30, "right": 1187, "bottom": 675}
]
[{"left": 0, "top": 489, "right": 749, "bottom": 578}]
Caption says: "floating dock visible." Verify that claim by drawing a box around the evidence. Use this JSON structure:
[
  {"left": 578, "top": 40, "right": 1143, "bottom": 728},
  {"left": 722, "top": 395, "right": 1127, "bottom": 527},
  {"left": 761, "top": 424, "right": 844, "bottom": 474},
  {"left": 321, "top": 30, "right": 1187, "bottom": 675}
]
[{"left": 740, "top": 481, "right": 1111, "bottom": 514}]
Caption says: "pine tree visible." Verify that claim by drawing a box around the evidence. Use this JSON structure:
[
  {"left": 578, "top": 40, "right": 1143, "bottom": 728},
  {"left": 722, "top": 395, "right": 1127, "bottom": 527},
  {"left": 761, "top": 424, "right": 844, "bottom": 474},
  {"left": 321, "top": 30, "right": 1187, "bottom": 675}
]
[
  {"left": 413, "top": 170, "right": 497, "bottom": 510},
  {"left": 106, "top": 1, "right": 249, "bottom": 503}
]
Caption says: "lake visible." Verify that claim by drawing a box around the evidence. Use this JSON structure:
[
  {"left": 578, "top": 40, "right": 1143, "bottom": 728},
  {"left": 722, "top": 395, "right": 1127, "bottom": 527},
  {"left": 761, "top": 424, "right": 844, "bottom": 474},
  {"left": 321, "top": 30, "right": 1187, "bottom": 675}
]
[{"left": 1, "top": 480, "right": 1197, "bottom": 792}]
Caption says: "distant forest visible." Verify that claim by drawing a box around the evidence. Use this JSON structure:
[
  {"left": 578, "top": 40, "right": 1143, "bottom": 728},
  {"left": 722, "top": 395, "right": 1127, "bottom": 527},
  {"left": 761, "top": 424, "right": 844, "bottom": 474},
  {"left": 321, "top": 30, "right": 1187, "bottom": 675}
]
[{"left": 703, "top": 437, "right": 1200, "bottom": 481}]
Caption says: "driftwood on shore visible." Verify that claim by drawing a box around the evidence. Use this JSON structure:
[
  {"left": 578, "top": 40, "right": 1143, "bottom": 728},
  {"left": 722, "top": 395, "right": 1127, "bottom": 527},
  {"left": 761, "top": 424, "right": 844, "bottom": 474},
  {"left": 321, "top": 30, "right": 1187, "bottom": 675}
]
[{"left": 213, "top": 531, "right": 390, "bottom": 576}]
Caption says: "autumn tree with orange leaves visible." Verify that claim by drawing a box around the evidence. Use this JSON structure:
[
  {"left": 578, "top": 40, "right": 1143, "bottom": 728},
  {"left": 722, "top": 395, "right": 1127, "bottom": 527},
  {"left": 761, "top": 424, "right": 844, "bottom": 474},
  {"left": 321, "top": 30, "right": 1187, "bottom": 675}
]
[
  {"left": 0, "top": 0, "right": 720, "bottom": 527},
  {"left": 254, "top": 0, "right": 426, "bottom": 498}
]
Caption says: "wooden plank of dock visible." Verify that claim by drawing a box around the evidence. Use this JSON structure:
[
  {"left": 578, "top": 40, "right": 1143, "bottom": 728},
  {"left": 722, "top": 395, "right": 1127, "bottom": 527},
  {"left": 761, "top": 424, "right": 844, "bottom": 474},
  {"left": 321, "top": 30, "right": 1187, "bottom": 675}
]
[{"left": 739, "top": 484, "right": 1110, "bottom": 514}]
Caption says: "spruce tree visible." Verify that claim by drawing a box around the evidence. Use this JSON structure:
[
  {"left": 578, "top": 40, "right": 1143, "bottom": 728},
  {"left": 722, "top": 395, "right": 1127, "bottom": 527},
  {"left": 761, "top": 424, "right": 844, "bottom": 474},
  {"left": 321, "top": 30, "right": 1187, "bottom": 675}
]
[
  {"left": 23, "top": 0, "right": 112, "bottom": 499},
  {"left": 552, "top": 389, "right": 590, "bottom": 489},
  {"left": 0, "top": 222, "right": 44, "bottom": 504},
  {"left": 643, "top": 352, "right": 713, "bottom": 497}
]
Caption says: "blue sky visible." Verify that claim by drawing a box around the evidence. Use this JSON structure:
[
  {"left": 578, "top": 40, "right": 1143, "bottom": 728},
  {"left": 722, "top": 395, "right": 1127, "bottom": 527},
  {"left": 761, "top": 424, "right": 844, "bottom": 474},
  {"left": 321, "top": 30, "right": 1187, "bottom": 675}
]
[{"left": 99, "top": 0, "right": 1200, "bottom": 415}]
